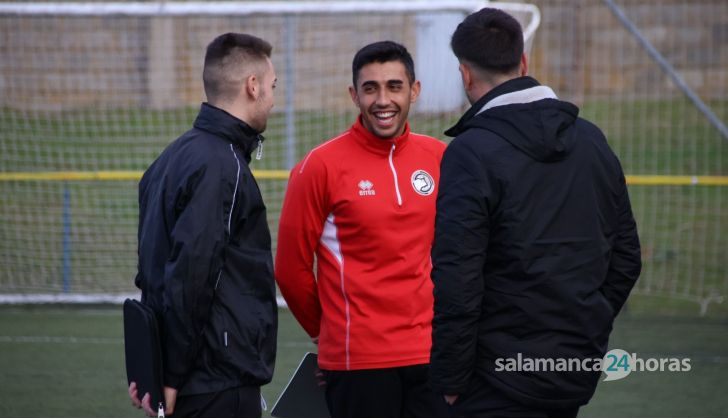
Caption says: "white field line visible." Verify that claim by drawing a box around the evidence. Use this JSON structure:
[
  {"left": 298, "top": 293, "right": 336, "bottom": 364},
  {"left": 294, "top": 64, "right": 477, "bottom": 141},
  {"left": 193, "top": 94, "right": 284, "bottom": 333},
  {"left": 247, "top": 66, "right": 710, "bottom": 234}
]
[{"left": 0, "top": 335, "right": 312, "bottom": 348}]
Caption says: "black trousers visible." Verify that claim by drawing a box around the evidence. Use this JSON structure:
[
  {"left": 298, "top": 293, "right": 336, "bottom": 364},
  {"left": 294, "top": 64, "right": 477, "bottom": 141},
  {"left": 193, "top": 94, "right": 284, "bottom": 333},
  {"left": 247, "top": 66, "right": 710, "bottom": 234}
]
[
  {"left": 169, "top": 386, "right": 261, "bottom": 418},
  {"left": 322, "top": 364, "right": 449, "bottom": 418},
  {"left": 447, "top": 376, "right": 580, "bottom": 418}
]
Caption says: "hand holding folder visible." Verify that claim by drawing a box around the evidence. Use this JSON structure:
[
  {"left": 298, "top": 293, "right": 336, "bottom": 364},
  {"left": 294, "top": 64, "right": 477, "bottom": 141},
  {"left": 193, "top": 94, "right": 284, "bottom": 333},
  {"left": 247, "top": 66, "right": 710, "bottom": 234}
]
[{"left": 123, "top": 299, "right": 167, "bottom": 417}]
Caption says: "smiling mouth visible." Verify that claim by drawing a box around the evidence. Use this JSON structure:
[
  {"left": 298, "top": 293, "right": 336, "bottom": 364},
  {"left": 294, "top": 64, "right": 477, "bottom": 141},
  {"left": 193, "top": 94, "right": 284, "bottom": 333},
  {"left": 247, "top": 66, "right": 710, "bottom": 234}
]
[{"left": 373, "top": 111, "right": 397, "bottom": 125}]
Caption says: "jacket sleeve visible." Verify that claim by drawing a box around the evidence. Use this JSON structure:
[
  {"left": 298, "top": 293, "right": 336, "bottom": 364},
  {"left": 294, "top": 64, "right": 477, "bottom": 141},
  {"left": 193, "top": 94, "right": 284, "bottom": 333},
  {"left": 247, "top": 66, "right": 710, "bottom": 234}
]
[
  {"left": 430, "top": 137, "right": 495, "bottom": 395},
  {"left": 162, "top": 159, "right": 228, "bottom": 389},
  {"left": 600, "top": 166, "right": 641, "bottom": 316},
  {"left": 275, "top": 153, "right": 329, "bottom": 338}
]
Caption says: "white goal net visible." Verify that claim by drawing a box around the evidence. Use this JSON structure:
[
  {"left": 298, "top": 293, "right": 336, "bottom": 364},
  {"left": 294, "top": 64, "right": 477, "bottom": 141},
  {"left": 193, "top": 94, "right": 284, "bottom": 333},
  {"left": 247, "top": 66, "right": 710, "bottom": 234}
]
[{"left": 0, "top": 1, "right": 540, "bottom": 303}]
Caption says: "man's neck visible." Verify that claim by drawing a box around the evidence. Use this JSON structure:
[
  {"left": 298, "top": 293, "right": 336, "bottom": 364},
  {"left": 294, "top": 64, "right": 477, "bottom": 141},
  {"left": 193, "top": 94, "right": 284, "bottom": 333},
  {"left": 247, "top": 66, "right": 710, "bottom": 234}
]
[
  {"left": 209, "top": 100, "right": 250, "bottom": 124},
  {"left": 469, "top": 74, "right": 517, "bottom": 105}
]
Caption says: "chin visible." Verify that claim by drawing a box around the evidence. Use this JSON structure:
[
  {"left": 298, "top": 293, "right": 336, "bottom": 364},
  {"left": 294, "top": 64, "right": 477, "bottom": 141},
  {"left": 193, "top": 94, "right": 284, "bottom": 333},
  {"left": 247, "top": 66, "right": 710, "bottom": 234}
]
[
  {"left": 374, "top": 130, "right": 397, "bottom": 139},
  {"left": 251, "top": 119, "right": 265, "bottom": 133}
]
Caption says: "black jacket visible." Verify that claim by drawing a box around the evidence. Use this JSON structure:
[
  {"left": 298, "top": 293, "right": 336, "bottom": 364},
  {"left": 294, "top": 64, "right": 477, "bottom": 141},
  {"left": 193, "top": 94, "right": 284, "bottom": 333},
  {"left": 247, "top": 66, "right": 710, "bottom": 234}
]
[
  {"left": 136, "top": 103, "right": 277, "bottom": 395},
  {"left": 431, "top": 77, "right": 641, "bottom": 409}
]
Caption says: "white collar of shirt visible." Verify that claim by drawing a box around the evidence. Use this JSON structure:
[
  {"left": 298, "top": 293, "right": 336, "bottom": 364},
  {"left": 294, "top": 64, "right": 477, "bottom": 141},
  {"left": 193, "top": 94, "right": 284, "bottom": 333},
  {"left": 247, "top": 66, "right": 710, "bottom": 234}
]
[{"left": 476, "top": 85, "right": 559, "bottom": 116}]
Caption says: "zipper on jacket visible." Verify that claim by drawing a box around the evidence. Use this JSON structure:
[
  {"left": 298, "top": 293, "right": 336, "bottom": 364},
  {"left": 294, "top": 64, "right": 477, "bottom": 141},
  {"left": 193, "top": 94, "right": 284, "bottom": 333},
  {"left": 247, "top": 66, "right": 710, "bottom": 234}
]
[
  {"left": 388, "top": 144, "right": 402, "bottom": 206},
  {"left": 255, "top": 139, "right": 263, "bottom": 160}
]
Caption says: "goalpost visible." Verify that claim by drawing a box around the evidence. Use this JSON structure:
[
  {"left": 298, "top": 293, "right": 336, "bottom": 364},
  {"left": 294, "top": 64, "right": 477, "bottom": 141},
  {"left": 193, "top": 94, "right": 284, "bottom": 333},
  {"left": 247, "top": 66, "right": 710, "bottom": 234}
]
[{"left": 0, "top": 1, "right": 541, "bottom": 304}]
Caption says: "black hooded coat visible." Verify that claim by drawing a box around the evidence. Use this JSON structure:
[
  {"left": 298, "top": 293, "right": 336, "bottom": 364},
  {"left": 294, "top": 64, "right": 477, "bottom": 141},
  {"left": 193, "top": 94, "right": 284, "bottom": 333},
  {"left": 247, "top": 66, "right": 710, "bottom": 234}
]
[{"left": 431, "top": 77, "right": 641, "bottom": 409}]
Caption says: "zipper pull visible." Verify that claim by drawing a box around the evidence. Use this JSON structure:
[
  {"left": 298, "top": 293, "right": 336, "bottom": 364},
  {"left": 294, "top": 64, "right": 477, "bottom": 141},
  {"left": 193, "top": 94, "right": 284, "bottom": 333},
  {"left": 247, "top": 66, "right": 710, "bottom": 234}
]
[
  {"left": 255, "top": 139, "right": 263, "bottom": 160},
  {"left": 260, "top": 393, "right": 268, "bottom": 411},
  {"left": 157, "top": 402, "right": 165, "bottom": 418}
]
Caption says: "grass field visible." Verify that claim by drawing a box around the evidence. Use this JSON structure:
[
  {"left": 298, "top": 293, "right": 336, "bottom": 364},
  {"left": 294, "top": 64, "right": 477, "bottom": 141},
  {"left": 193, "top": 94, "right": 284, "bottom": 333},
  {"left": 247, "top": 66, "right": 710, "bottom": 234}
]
[
  {"left": 1, "top": 99, "right": 727, "bottom": 415},
  {"left": 2, "top": 99, "right": 726, "bottom": 173},
  {"left": 1, "top": 100, "right": 727, "bottom": 309},
  {"left": 0, "top": 305, "right": 726, "bottom": 418}
]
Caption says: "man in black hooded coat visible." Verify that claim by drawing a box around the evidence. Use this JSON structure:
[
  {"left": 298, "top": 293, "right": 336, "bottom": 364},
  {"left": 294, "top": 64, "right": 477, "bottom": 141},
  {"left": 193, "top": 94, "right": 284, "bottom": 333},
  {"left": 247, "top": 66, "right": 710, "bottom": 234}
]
[{"left": 430, "top": 8, "right": 642, "bottom": 418}]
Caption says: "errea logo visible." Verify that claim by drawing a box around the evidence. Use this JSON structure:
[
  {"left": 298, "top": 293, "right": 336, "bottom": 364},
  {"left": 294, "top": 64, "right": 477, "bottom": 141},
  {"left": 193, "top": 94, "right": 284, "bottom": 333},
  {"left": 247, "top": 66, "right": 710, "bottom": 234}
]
[{"left": 358, "top": 180, "right": 376, "bottom": 196}]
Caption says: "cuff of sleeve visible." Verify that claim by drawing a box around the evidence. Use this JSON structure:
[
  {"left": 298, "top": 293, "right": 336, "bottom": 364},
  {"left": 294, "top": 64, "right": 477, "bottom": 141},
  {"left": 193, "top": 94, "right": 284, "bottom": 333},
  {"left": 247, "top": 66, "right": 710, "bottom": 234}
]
[
  {"left": 164, "top": 372, "right": 185, "bottom": 390},
  {"left": 430, "top": 370, "right": 473, "bottom": 395},
  {"left": 433, "top": 383, "right": 471, "bottom": 396}
]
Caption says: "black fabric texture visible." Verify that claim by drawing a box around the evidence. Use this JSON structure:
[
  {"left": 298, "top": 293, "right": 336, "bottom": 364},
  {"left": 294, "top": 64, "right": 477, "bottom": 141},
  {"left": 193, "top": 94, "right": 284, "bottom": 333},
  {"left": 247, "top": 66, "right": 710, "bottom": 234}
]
[
  {"left": 431, "top": 77, "right": 641, "bottom": 409},
  {"left": 136, "top": 103, "right": 277, "bottom": 396}
]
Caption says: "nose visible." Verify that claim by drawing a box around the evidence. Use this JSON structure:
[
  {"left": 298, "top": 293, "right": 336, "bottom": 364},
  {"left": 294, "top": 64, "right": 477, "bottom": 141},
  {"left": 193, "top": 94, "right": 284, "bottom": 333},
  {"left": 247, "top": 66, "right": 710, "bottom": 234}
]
[{"left": 375, "top": 89, "right": 391, "bottom": 107}]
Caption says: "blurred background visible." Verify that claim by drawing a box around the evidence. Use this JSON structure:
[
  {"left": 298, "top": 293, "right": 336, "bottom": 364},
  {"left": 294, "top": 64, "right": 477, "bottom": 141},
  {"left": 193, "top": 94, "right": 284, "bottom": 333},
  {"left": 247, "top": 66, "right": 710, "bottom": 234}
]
[{"left": 0, "top": 0, "right": 726, "bottom": 417}]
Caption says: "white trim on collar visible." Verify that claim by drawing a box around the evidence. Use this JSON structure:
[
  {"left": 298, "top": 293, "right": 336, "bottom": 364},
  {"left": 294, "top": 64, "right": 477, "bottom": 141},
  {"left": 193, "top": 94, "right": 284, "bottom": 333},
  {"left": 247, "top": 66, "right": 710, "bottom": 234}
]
[{"left": 476, "top": 85, "right": 558, "bottom": 115}]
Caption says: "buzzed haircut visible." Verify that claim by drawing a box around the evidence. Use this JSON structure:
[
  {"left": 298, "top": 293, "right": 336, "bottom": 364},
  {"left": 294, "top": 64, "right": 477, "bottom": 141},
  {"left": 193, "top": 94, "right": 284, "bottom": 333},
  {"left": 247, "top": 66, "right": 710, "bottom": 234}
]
[
  {"left": 451, "top": 8, "right": 523, "bottom": 75},
  {"left": 203, "top": 33, "right": 272, "bottom": 104},
  {"left": 351, "top": 41, "right": 416, "bottom": 88}
]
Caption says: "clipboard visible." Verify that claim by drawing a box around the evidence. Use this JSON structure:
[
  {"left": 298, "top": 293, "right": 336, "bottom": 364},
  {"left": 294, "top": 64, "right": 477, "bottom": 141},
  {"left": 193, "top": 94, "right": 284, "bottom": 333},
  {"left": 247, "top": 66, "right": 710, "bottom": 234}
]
[
  {"left": 123, "top": 298, "right": 165, "bottom": 415},
  {"left": 271, "top": 352, "right": 330, "bottom": 418}
]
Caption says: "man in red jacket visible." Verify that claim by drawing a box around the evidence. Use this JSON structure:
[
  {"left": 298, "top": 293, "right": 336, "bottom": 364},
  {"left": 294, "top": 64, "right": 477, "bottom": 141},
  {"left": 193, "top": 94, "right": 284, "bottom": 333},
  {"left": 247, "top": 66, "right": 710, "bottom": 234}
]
[{"left": 275, "top": 41, "right": 448, "bottom": 418}]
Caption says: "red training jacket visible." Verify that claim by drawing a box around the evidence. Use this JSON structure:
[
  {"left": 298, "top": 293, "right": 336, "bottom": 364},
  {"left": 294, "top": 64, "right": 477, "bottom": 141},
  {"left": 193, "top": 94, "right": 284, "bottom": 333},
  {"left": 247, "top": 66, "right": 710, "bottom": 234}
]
[{"left": 276, "top": 117, "right": 446, "bottom": 371}]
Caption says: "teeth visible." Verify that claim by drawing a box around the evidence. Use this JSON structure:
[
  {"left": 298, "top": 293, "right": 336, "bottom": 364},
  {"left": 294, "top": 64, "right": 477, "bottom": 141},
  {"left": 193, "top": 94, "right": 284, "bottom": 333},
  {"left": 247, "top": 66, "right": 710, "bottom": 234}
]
[{"left": 375, "top": 112, "right": 395, "bottom": 119}]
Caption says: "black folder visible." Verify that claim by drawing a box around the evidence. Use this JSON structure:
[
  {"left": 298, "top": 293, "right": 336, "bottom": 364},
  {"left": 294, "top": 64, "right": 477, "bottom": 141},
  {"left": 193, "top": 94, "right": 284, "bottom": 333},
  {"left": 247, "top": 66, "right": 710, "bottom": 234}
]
[
  {"left": 123, "top": 298, "right": 165, "bottom": 411},
  {"left": 271, "top": 352, "right": 330, "bottom": 418}
]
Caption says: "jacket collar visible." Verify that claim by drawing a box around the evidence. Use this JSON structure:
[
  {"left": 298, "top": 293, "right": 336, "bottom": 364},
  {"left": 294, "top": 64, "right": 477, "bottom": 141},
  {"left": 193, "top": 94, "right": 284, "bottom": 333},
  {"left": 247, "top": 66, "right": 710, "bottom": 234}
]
[
  {"left": 445, "top": 76, "right": 542, "bottom": 137},
  {"left": 193, "top": 103, "right": 264, "bottom": 161},
  {"left": 349, "top": 115, "right": 411, "bottom": 156},
  {"left": 475, "top": 85, "right": 557, "bottom": 115}
]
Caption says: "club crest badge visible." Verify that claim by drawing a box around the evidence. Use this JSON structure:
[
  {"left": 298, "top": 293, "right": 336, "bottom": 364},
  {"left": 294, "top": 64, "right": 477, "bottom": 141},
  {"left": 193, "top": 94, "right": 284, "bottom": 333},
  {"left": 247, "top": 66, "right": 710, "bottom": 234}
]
[{"left": 411, "top": 170, "right": 435, "bottom": 196}]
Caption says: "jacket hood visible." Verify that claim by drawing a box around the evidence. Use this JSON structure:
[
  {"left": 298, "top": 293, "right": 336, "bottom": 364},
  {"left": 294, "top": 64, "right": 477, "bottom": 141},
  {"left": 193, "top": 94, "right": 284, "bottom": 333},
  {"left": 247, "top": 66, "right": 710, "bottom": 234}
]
[
  {"left": 446, "top": 77, "right": 580, "bottom": 162},
  {"left": 193, "top": 103, "right": 264, "bottom": 160}
]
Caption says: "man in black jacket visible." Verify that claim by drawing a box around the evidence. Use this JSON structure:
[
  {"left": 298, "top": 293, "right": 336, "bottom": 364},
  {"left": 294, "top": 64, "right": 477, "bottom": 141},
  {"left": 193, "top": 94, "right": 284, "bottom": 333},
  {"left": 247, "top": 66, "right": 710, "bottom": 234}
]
[
  {"left": 129, "top": 33, "right": 278, "bottom": 418},
  {"left": 430, "top": 8, "right": 641, "bottom": 418}
]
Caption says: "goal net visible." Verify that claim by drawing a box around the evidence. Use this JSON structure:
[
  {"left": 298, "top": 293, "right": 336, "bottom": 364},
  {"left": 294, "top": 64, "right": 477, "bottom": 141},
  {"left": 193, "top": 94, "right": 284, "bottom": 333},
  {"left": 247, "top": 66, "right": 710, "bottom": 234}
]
[
  {"left": 0, "top": 1, "right": 540, "bottom": 303},
  {"left": 526, "top": 0, "right": 727, "bottom": 316}
]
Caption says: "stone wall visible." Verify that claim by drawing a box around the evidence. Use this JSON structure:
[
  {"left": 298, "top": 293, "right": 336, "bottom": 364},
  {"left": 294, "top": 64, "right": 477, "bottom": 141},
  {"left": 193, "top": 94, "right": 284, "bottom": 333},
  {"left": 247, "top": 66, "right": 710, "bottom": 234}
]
[
  {"left": 526, "top": 0, "right": 728, "bottom": 100},
  {"left": 1, "top": 0, "right": 726, "bottom": 111}
]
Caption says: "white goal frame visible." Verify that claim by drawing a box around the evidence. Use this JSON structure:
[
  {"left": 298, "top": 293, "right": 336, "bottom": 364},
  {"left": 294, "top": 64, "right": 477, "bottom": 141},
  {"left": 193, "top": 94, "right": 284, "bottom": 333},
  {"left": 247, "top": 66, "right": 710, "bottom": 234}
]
[{"left": 0, "top": 1, "right": 540, "bottom": 46}]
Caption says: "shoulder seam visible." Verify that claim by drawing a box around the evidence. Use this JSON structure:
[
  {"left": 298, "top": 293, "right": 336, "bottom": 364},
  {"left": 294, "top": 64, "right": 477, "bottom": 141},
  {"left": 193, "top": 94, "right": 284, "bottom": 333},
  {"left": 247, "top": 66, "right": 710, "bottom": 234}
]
[
  {"left": 299, "top": 131, "right": 349, "bottom": 174},
  {"left": 409, "top": 132, "right": 440, "bottom": 141}
]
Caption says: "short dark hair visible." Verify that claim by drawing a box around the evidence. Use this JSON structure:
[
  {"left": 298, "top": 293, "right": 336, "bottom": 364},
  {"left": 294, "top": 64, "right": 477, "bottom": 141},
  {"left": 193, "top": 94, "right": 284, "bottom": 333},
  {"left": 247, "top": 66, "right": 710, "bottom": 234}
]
[
  {"left": 451, "top": 8, "right": 523, "bottom": 75},
  {"left": 203, "top": 33, "right": 272, "bottom": 103},
  {"left": 351, "top": 41, "right": 415, "bottom": 88}
]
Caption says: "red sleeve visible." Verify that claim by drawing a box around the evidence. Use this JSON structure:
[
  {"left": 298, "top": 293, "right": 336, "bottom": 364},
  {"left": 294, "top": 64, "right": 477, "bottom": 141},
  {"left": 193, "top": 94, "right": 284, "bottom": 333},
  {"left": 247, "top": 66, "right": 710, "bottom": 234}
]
[{"left": 275, "top": 152, "right": 329, "bottom": 338}]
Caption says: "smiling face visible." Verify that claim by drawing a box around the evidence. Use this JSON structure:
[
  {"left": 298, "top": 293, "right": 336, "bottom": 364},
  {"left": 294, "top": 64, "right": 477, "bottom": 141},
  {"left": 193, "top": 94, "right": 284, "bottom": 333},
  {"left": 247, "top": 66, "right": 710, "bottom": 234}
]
[{"left": 349, "top": 60, "right": 421, "bottom": 140}]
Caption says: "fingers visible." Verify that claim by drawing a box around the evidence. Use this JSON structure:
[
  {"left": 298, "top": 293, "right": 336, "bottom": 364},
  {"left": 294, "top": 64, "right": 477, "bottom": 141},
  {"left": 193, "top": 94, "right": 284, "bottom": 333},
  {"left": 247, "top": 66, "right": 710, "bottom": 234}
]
[
  {"left": 141, "top": 392, "right": 156, "bottom": 417},
  {"left": 129, "top": 382, "right": 142, "bottom": 408},
  {"left": 314, "top": 367, "right": 326, "bottom": 387}
]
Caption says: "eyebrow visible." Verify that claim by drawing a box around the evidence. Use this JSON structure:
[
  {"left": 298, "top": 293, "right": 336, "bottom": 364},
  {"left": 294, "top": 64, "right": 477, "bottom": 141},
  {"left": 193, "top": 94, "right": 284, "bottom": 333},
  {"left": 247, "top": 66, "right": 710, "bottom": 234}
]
[{"left": 360, "top": 79, "right": 405, "bottom": 88}]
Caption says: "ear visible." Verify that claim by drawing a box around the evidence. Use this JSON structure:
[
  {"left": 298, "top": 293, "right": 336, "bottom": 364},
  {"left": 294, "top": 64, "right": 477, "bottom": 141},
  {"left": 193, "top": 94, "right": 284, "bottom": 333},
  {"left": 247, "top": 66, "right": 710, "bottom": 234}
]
[
  {"left": 459, "top": 62, "right": 472, "bottom": 91},
  {"left": 520, "top": 53, "right": 529, "bottom": 77},
  {"left": 348, "top": 85, "right": 359, "bottom": 106},
  {"left": 409, "top": 80, "right": 421, "bottom": 103},
  {"left": 245, "top": 74, "right": 259, "bottom": 100}
]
